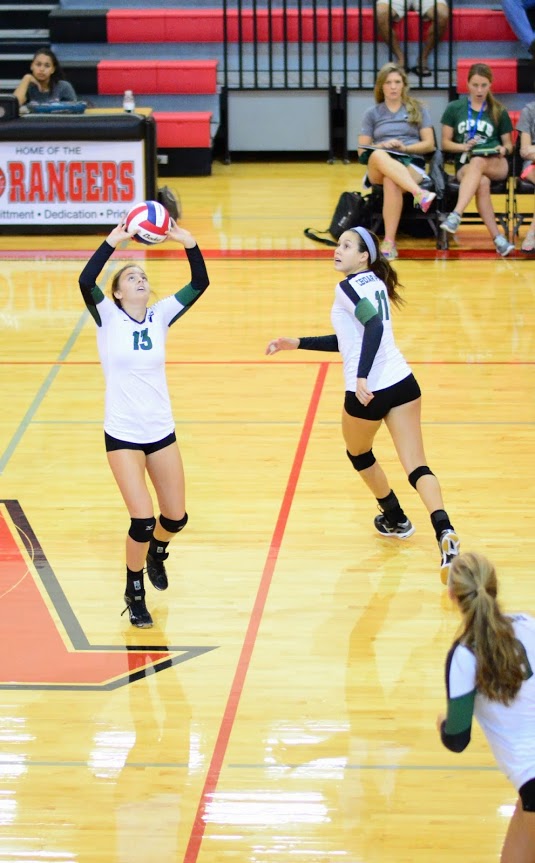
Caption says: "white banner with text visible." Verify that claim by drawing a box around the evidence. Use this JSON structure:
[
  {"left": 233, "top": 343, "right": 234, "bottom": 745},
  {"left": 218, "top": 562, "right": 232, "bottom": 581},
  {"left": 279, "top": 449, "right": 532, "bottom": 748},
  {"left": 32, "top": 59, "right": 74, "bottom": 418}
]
[{"left": 0, "top": 139, "right": 146, "bottom": 226}]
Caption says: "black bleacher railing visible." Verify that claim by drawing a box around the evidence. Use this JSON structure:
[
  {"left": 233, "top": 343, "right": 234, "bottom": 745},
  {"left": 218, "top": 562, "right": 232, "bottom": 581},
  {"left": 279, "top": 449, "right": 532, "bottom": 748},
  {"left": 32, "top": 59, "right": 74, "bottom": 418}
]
[
  {"left": 221, "top": 0, "right": 455, "bottom": 92},
  {"left": 219, "top": 0, "right": 454, "bottom": 159}
]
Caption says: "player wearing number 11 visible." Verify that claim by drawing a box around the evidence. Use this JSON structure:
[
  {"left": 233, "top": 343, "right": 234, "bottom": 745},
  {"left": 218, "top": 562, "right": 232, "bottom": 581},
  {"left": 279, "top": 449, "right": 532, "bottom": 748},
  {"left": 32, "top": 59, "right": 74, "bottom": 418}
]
[
  {"left": 78, "top": 219, "right": 209, "bottom": 627},
  {"left": 266, "top": 226, "right": 459, "bottom": 583}
]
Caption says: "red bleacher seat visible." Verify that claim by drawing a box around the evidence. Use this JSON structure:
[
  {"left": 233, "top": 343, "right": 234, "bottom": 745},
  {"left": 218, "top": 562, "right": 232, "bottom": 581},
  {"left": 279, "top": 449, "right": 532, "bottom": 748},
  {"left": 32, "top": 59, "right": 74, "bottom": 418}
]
[
  {"left": 105, "top": 7, "right": 516, "bottom": 44},
  {"left": 97, "top": 60, "right": 218, "bottom": 95},
  {"left": 153, "top": 111, "right": 212, "bottom": 149}
]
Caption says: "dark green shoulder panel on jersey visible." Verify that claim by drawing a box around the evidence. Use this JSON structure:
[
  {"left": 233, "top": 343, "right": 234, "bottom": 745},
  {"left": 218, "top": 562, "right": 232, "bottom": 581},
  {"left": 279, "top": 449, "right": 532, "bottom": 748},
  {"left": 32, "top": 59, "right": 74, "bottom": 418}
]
[
  {"left": 339, "top": 278, "right": 380, "bottom": 325},
  {"left": 355, "top": 297, "right": 377, "bottom": 325},
  {"left": 85, "top": 287, "right": 105, "bottom": 325}
]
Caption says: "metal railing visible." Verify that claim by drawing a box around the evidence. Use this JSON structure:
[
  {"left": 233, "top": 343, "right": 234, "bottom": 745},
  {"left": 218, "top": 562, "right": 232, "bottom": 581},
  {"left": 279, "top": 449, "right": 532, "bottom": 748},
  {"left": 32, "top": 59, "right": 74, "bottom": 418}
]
[{"left": 221, "top": 0, "right": 455, "bottom": 92}]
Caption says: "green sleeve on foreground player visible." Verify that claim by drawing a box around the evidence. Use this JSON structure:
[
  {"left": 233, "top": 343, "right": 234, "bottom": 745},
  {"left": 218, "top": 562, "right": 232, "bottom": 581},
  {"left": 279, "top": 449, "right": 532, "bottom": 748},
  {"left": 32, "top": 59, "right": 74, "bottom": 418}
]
[{"left": 445, "top": 688, "right": 476, "bottom": 735}]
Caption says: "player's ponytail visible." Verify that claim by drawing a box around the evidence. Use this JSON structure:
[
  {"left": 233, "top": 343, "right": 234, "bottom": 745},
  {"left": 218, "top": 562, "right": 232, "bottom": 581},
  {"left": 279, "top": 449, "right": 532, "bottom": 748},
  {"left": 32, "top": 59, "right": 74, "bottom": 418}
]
[
  {"left": 351, "top": 227, "right": 405, "bottom": 308},
  {"left": 449, "top": 552, "right": 525, "bottom": 704}
]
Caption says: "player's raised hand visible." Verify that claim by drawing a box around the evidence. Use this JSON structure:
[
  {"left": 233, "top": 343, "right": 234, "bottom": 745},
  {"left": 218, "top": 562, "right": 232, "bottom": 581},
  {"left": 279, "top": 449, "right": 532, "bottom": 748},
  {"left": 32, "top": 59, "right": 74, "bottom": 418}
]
[
  {"left": 166, "top": 220, "right": 196, "bottom": 248},
  {"left": 106, "top": 219, "right": 137, "bottom": 247}
]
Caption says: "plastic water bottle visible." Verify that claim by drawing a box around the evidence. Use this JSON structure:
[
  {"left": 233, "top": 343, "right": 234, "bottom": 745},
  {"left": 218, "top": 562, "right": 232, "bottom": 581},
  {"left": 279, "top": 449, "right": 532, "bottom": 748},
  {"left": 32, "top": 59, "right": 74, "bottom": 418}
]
[{"left": 123, "top": 90, "right": 135, "bottom": 113}]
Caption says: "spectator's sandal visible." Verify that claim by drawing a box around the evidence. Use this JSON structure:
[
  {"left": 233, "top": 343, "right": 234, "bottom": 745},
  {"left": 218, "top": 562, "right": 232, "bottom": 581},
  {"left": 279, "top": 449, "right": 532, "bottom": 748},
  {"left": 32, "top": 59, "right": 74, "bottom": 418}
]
[
  {"left": 521, "top": 232, "right": 535, "bottom": 252},
  {"left": 409, "top": 64, "right": 432, "bottom": 77}
]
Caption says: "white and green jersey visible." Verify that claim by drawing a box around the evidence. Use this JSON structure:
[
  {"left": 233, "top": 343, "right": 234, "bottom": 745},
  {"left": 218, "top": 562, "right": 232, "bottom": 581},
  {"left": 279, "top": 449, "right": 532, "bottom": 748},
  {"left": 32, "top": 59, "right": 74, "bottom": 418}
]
[
  {"left": 331, "top": 269, "right": 411, "bottom": 392},
  {"left": 93, "top": 293, "right": 192, "bottom": 443},
  {"left": 442, "top": 613, "right": 535, "bottom": 790},
  {"left": 79, "top": 241, "right": 209, "bottom": 444}
]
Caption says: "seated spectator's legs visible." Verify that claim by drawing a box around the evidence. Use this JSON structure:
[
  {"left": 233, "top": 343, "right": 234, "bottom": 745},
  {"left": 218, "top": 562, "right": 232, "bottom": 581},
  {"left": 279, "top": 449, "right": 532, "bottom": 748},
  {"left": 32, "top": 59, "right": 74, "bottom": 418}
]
[
  {"left": 382, "top": 176, "right": 404, "bottom": 246},
  {"left": 368, "top": 154, "right": 427, "bottom": 252},
  {"left": 367, "top": 150, "right": 424, "bottom": 197},
  {"left": 501, "top": 0, "right": 535, "bottom": 55},
  {"left": 474, "top": 175, "right": 501, "bottom": 238},
  {"left": 452, "top": 156, "right": 509, "bottom": 237},
  {"left": 420, "top": 1, "right": 449, "bottom": 72},
  {"left": 376, "top": 1, "right": 404, "bottom": 67}
]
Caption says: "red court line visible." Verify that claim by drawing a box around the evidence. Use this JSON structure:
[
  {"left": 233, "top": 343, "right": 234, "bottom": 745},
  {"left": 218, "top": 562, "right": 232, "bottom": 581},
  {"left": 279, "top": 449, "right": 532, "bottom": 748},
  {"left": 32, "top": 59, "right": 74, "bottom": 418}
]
[
  {"left": 0, "top": 248, "right": 531, "bottom": 261},
  {"left": 182, "top": 362, "right": 329, "bottom": 863},
  {"left": 0, "top": 249, "right": 332, "bottom": 261}
]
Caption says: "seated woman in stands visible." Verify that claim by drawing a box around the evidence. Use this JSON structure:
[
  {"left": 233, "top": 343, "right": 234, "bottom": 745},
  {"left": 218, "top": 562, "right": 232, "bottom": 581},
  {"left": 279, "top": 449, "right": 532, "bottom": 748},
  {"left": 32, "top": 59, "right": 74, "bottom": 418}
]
[
  {"left": 13, "top": 48, "right": 77, "bottom": 107},
  {"left": 517, "top": 97, "right": 535, "bottom": 252},
  {"left": 440, "top": 62, "right": 514, "bottom": 257},
  {"left": 358, "top": 62, "right": 436, "bottom": 262}
]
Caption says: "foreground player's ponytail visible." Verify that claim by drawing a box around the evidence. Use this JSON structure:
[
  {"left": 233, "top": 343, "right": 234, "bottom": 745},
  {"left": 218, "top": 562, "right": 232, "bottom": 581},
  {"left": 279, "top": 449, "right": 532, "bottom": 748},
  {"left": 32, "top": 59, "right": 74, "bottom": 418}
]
[{"left": 449, "top": 552, "right": 526, "bottom": 704}]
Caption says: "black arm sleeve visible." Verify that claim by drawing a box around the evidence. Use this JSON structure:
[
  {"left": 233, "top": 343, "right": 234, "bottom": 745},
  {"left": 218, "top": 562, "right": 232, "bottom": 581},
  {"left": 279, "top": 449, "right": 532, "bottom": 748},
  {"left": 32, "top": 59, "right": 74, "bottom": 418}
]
[
  {"left": 297, "top": 335, "right": 339, "bottom": 352},
  {"left": 78, "top": 240, "right": 115, "bottom": 307},
  {"left": 339, "top": 277, "right": 384, "bottom": 378},
  {"left": 440, "top": 720, "right": 471, "bottom": 753},
  {"left": 185, "top": 244, "right": 209, "bottom": 291},
  {"left": 357, "top": 316, "right": 384, "bottom": 378},
  {"left": 169, "top": 244, "right": 210, "bottom": 324}
]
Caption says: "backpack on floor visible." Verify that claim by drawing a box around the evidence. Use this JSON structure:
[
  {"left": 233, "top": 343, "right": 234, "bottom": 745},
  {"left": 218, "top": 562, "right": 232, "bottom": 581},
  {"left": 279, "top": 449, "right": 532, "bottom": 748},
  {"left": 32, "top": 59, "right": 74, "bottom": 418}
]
[{"left": 304, "top": 191, "right": 373, "bottom": 247}]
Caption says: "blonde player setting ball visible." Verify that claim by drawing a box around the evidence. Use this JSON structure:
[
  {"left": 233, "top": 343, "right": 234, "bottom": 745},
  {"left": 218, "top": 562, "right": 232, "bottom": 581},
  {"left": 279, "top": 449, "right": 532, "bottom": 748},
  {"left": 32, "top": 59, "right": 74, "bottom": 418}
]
[
  {"left": 78, "top": 219, "right": 209, "bottom": 627},
  {"left": 439, "top": 552, "right": 535, "bottom": 862},
  {"left": 266, "top": 225, "right": 459, "bottom": 582}
]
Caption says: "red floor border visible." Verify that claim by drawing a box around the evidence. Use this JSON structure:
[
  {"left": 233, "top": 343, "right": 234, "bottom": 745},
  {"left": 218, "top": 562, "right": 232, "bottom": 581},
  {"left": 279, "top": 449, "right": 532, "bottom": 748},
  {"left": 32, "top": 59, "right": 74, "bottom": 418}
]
[{"left": 0, "top": 248, "right": 532, "bottom": 261}]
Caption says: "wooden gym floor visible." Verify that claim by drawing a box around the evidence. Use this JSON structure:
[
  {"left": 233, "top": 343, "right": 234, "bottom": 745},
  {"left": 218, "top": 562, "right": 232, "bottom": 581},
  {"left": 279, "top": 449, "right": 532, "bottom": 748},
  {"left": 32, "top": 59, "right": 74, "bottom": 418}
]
[{"left": 0, "top": 161, "right": 534, "bottom": 863}]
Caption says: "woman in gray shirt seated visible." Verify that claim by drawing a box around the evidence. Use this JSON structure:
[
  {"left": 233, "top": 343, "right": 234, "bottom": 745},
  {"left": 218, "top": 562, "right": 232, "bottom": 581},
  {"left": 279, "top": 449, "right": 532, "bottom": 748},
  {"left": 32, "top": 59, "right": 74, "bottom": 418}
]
[
  {"left": 358, "top": 62, "right": 436, "bottom": 261},
  {"left": 14, "top": 48, "right": 77, "bottom": 108}
]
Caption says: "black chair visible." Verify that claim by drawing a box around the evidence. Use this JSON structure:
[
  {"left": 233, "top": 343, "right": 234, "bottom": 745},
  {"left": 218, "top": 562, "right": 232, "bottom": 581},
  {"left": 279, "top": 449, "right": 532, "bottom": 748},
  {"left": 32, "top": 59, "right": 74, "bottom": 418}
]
[
  {"left": 511, "top": 135, "right": 535, "bottom": 243},
  {"left": 439, "top": 152, "right": 512, "bottom": 245},
  {"left": 366, "top": 135, "right": 446, "bottom": 249}
]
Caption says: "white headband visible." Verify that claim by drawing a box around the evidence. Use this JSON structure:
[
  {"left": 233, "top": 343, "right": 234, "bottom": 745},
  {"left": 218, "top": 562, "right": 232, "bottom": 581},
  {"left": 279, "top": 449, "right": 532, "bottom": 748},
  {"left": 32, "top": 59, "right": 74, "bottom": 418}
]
[{"left": 351, "top": 226, "right": 377, "bottom": 263}]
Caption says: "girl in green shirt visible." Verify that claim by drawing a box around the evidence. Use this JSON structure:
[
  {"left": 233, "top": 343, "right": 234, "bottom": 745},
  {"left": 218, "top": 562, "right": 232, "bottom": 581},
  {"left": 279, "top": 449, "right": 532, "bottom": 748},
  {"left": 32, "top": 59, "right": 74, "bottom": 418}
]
[{"left": 440, "top": 63, "right": 514, "bottom": 256}]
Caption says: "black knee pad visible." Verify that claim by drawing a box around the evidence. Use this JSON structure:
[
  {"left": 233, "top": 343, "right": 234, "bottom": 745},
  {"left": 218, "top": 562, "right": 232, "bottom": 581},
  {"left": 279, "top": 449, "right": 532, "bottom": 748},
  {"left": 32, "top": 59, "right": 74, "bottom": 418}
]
[
  {"left": 408, "top": 465, "right": 435, "bottom": 489},
  {"left": 346, "top": 449, "right": 376, "bottom": 471},
  {"left": 128, "top": 516, "right": 156, "bottom": 543},
  {"left": 159, "top": 512, "right": 188, "bottom": 533}
]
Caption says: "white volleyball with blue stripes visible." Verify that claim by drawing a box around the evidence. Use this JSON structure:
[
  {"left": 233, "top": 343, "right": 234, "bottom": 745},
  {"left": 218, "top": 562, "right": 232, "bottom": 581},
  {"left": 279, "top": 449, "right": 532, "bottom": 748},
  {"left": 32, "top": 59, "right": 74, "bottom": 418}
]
[{"left": 125, "top": 200, "right": 170, "bottom": 245}]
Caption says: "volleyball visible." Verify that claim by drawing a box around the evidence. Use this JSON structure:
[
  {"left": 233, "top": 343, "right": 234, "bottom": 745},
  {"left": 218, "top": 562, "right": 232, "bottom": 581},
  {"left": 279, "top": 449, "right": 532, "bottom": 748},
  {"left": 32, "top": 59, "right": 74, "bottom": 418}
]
[{"left": 125, "top": 200, "right": 170, "bottom": 245}]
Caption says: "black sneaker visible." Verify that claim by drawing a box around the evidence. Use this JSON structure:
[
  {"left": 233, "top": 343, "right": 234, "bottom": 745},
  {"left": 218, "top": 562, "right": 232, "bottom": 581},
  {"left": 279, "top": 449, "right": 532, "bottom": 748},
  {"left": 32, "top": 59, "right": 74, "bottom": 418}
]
[
  {"left": 146, "top": 552, "right": 169, "bottom": 591},
  {"left": 439, "top": 529, "right": 460, "bottom": 585},
  {"left": 374, "top": 513, "right": 415, "bottom": 539},
  {"left": 121, "top": 592, "right": 153, "bottom": 628}
]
